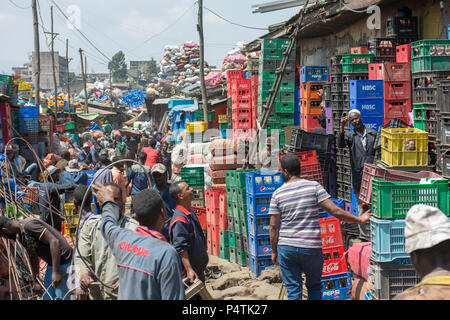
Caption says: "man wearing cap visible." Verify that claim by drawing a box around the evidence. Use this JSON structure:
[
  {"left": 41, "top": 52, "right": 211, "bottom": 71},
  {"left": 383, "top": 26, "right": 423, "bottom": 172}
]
[
  {"left": 337, "top": 109, "right": 377, "bottom": 234},
  {"left": 60, "top": 160, "right": 88, "bottom": 186},
  {"left": 78, "top": 142, "right": 93, "bottom": 165},
  {"left": 151, "top": 163, "right": 176, "bottom": 240},
  {"left": 394, "top": 204, "right": 450, "bottom": 300}
]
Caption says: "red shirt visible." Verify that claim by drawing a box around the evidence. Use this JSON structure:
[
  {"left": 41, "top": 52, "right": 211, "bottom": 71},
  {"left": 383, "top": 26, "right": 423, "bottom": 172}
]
[{"left": 142, "top": 147, "right": 161, "bottom": 168}]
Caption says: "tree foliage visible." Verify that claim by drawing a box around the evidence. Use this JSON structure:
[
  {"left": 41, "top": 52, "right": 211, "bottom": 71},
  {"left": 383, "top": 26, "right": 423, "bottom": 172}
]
[
  {"left": 108, "top": 51, "right": 127, "bottom": 82},
  {"left": 142, "top": 57, "right": 160, "bottom": 81}
]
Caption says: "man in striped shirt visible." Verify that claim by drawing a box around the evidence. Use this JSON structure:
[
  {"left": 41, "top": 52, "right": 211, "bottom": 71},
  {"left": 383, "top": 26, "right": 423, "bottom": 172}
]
[{"left": 269, "top": 154, "right": 371, "bottom": 300}]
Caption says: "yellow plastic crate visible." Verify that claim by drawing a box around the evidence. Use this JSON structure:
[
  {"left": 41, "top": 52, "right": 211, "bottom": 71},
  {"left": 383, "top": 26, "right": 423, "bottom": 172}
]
[
  {"left": 218, "top": 114, "right": 228, "bottom": 123},
  {"left": 63, "top": 223, "right": 77, "bottom": 238},
  {"left": 186, "top": 121, "right": 208, "bottom": 133},
  {"left": 381, "top": 128, "right": 428, "bottom": 167}
]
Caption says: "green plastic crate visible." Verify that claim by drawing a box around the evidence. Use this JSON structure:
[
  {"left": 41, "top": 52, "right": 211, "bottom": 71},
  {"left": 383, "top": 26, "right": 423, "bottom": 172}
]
[
  {"left": 261, "top": 38, "right": 278, "bottom": 50},
  {"left": 411, "top": 40, "right": 450, "bottom": 58},
  {"left": 341, "top": 54, "right": 374, "bottom": 73},
  {"left": 236, "top": 169, "right": 258, "bottom": 189},
  {"left": 219, "top": 122, "right": 228, "bottom": 130},
  {"left": 279, "top": 81, "right": 295, "bottom": 92},
  {"left": 278, "top": 38, "right": 296, "bottom": 50},
  {"left": 65, "top": 121, "right": 75, "bottom": 130},
  {"left": 219, "top": 243, "right": 230, "bottom": 260},
  {"left": 239, "top": 218, "right": 248, "bottom": 238},
  {"left": 371, "top": 178, "right": 450, "bottom": 219},
  {"left": 225, "top": 171, "right": 235, "bottom": 187},
  {"left": 260, "top": 70, "right": 277, "bottom": 81},
  {"left": 232, "top": 202, "right": 239, "bottom": 219},
  {"left": 193, "top": 110, "right": 215, "bottom": 122},
  {"left": 261, "top": 48, "right": 282, "bottom": 60},
  {"left": 275, "top": 102, "right": 295, "bottom": 113},
  {"left": 237, "top": 250, "right": 247, "bottom": 266},
  {"left": 219, "top": 229, "right": 229, "bottom": 246},
  {"left": 228, "top": 231, "right": 237, "bottom": 248},
  {"left": 227, "top": 201, "right": 233, "bottom": 217},
  {"left": 412, "top": 56, "right": 450, "bottom": 73},
  {"left": 181, "top": 167, "right": 204, "bottom": 187},
  {"left": 238, "top": 203, "right": 247, "bottom": 222},
  {"left": 234, "top": 217, "right": 241, "bottom": 234},
  {"left": 279, "top": 92, "right": 296, "bottom": 103}
]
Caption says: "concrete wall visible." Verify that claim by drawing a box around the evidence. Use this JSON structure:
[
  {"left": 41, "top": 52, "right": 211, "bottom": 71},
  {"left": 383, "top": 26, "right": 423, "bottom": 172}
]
[
  {"left": 296, "top": 0, "right": 443, "bottom": 66},
  {"left": 32, "top": 51, "right": 68, "bottom": 91}
]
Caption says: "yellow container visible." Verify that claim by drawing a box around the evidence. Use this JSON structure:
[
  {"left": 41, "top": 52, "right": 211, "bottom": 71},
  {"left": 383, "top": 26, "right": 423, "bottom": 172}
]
[
  {"left": 63, "top": 223, "right": 77, "bottom": 237},
  {"left": 64, "top": 203, "right": 79, "bottom": 225},
  {"left": 218, "top": 114, "right": 228, "bottom": 123},
  {"left": 381, "top": 128, "right": 428, "bottom": 167},
  {"left": 186, "top": 121, "right": 208, "bottom": 133}
]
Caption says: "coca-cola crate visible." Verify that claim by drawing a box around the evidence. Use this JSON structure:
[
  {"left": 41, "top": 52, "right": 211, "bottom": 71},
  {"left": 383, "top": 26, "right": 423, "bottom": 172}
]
[
  {"left": 226, "top": 69, "right": 245, "bottom": 80},
  {"left": 319, "top": 217, "right": 344, "bottom": 249},
  {"left": 322, "top": 245, "right": 348, "bottom": 276},
  {"left": 384, "top": 81, "right": 411, "bottom": 100},
  {"left": 368, "top": 62, "right": 411, "bottom": 82},
  {"left": 232, "top": 107, "right": 251, "bottom": 120},
  {"left": 232, "top": 118, "right": 251, "bottom": 129},
  {"left": 384, "top": 99, "right": 412, "bottom": 121},
  {"left": 219, "top": 211, "right": 228, "bottom": 231},
  {"left": 396, "top": 44, "right": 411, "bottom": 63},
  {"left": 301, "top": 114, "right": 320, "bottom": 132}
]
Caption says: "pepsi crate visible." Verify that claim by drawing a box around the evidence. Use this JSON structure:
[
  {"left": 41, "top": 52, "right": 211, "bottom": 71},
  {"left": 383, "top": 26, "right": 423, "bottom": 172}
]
[
  {"left": 247, "top": 194, "right": 272, "bottom": 216},
  {"left": 349, "top": 98, "right": 384, "bottom": 118},
  {"left": 370, "top": 217, "right": 412, "bottom": 263},
  {"left": 369, "top": 259, "right": 420, "bottom": 300},
  {"left": 300, "top": 66, "right": 329, "bottom": 83},
  {"left": 247, "top": 213, "right": 271, "bottom": 236},
  {"left": 321, "top": 272, "right": 352, "bottom": 300},
  {"left": 318, "top": 198, "right": 345, "bottom": 218},
  {"left": 249, "top": 254, "right": 274, "bottom": 277},
  {"left": 245, "top": 171, "right": 283, "bottom": 196},
  {"left": 248, "top": 234, "right": 271, "bottom": 257},
  {"left": 349, "top": 80, "right": 384, "bottom": 99}
]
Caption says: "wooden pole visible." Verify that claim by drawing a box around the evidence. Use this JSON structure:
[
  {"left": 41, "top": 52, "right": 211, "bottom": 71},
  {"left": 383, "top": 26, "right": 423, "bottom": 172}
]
[
  {"left": 197, "top": 0, "right": 208, "bottom": 124},
  {"left": 66, "top": 39, "right": 71, "bottom": 117},
  {"left": 50, "top": 6, "right": 59, "bottom": 117},
  {"left": 31, "top": 0, "right": 40, "bottom": 106},
  {"left": 79, "top": 48, "right": 89, "bottom": 113}
]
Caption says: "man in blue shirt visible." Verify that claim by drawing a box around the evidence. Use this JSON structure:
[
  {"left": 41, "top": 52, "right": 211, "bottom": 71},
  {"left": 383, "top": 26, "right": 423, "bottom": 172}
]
[
  {"left": 93, "top": 183, "right": 186, "bottom": 300},
  {"left": 60, "top": 160, "right": 88, "bottom": 186},
  {"left": 151, "top": 163, "right": 176, "bottom": 241},
  {"left": 127, "top": 152, "right": 153, "bottom": 196},
  {"left": 169, "top": 181, "right": 208, "bottom": 283},
  {"left": 78, "top": 142, "right": 93, "bottom": 165}
]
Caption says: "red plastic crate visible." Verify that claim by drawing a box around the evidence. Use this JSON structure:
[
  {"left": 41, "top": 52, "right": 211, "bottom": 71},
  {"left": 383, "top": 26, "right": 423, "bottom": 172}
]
[
  {"left": 232, "top": 79, "right": 251, "bottom": 90},
  {"left": 207, "top": 223, "right": 212, "bottom": 254},
  {"left": 368, "top": 62, "right": 411, "bottom": 82},
  {"left": 279, "top": 150, "right": 324, "bottom": 186},
  {"left": 322, "top": 246, "right": 349, "bottom": 276},
  {"left": 212, "top": 240, "right": 219, "bottom": 257},
  {"left": 206, "top": 207, "right": 219, "bottom": 226},
  {"left": 232, "top": 107, "right": 251, "bottom": 119},
  {"left": 192, "top": 206, "right": 207, "bottom": 230},
  {"left": 219, "top": 193, "right": 227, "bottom": 215},
  {"left": 232, "top": 128, "right": 255, "bottom": 140},
  {"left": 396, "top": 44, "right": 411, "bottom": 63},
  {"left": 383, "top": 99, "right": 411, "bottom": 119},
  {"left": 233, "top": 119, "right": 251, "bottom": 129},
  {"left": 205, "top": 188, "right": 226, "bottom": 209},
  {"left": 19, "top": 186, "right": 39, "bottom": 205},
  {"left": 211, "top": 224, "right": 220, "bottom": 245},
  {"left": 351, "top": 46, "right": 368, "bottom": 54},
  {"left": 319, "top": 217, "right": 344, "bottom": 249},
  {"left": 384, "top": 81, "right": 411, "bottom": 100},
  {"left": 55, "top": 124, "right": 66, "bottom": 132},
  {"left": 347, "top": 242, "right": 371, "bottom": 280},
  {"left": 227, "top": 69, "right": 245, "bottom": 79},
  {"left": 301, "top": 114, "right": 320, "bottom": 132},
  {"left": 383, "top": 116, "right": 411, "bottom": 126},
  {"left": 219, "top": 211, "right": 228, "bottom": 230}
]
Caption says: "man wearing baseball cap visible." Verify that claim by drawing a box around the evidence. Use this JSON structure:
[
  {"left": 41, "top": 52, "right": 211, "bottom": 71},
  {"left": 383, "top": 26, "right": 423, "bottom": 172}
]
[
  {"left": 394, "top": 204, "right": 450, "bottom": 300},
  {"left": 78, "top": 142, "right": 93, "bottom": 165},
  {"left": 151, "top": 163, "right": 176, "bottom": 240}
]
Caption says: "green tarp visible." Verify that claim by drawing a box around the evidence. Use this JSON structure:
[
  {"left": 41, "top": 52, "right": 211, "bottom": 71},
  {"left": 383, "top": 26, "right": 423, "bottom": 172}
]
[{"left": 76, "top": 113, "right": 100, "bottom": 121}]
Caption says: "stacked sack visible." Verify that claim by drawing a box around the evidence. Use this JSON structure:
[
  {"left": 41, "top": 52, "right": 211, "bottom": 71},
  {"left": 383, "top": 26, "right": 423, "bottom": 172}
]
[{"left": 208, "top": 138, "right": 237, "bottom": 187}]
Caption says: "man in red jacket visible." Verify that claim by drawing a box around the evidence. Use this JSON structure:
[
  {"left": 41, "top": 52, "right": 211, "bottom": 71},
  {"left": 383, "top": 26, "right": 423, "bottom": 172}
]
[{"left": 142, "top": 139, "right": 161, "bottom": 168}]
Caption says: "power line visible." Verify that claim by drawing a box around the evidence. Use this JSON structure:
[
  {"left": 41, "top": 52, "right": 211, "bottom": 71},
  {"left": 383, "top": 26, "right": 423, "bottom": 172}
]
[
  {"left": 8, "top": 0, "right": 30, "bottom": 10},
  {"left": 48, "top": 0, "right": 111, "bottom": 62},
  {"left": 202, "top": 6, "right": 267, "bottom": 30}
]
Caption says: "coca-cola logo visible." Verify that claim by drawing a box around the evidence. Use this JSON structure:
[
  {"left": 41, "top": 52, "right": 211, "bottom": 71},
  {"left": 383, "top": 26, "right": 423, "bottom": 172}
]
[
  {"left": 322, "top": 235, "right": 335, "bottom": 246},
  {"left": 323, "top": 262, "right": 340, "bottom": 274}
]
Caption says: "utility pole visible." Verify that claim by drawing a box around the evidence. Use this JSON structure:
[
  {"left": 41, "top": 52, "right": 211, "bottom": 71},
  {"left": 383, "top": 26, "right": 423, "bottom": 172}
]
[
  {"left": 45, "top": 6, "right": 59, "bottom": 117},
  {"left": 66, "top": 39, "right": 71, "bottom": 117},
  {"left": 31, "top": 0, "right": 40, "bottom": 106},
  {"left": 79, "top": 48, "right": 89, "bottom": 113},
  {"left": 109, "top": 69, "right": 113, "bottom": 106},
  {"left": 197, "top": 0, "right": 208, "bottom": 124}
]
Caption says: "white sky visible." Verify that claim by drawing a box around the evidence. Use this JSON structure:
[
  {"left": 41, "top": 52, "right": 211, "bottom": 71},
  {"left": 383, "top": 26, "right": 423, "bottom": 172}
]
[{"left": 1, "top": 0, "right": 301, "bottom": 74}]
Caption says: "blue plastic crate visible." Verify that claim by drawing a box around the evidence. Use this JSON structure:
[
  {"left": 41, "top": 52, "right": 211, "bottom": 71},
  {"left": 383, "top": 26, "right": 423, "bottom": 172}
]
[
  {"left": 350, "top": 116, "right": 383, "bottom": 132},
  {"left": 168, "top": 99, "right": 195, "bottom": 109},
  {"left": 220, "top": 128, "right": 227, "bottom": 139},
  {"left": 247, "top": 212, "right": 271, "bottom": 236},
  {"left": 369, "top": 217, "right": 411, "bottom": 263},
  {"left": 321, "top": 272, "right": 352, "bottom": 300},
  {"left": 249, "top": 254, "right": 274, "bottom": 277},
  {"left": 20, "top": 118, "right": 39, "bottom": 132},
  {"left": 349, "top": 98, "right": 384, "bottom": 118},
  {"left": 349, "top": 80, "right": 384, "bottom": 100},
  {"left": 351, "top": 189, "right": 358, "bottom": 217},
  {"left": 84, "top": 169, "right": 97, "bottom": 186},
  {"left": 247, "top": 194, "right": 272, "bottom": 216},
  {"left": 294, "top": 86, "right": 301, "bottom": 125},
  {"left": 318, "top": 198, "right": 345, "bottom": 218},
  {"left": 300, "top": 66, "right": 329, "bottom": 83},
  {"left": 245, "top": 171, "right": 283, "bottom": 196},
  {"left": 20, "top": 106, "right": 39, "bottom": 119},
  {"left": 248, "top": 233, "right": 272, "bottom": 257},
  {"left": 448, "top": 24, "right": 450, "bottom": 40}
]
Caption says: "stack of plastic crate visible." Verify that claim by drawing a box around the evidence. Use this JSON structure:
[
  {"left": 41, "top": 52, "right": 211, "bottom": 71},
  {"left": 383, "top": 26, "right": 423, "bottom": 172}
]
[
  {"left": 205, "top": 188, "right": 225, "bottom": 257},
  {"left": 226, "top": 69, "right": 245, "bottom": 130},
  {"left": 411, "top": 40, "right": 450, "bottom": 165},
  {"left": 225, "top": 169, "right": 258, "bottom": 266},
  {"left": 385, "top": 13, "right": 419, "bottom": 45},
  {"left": 180, "top": 167, "right": 205, "bottom": 207},
  {"left": 368, "top": 62, "right": 412, "bottom": 126},
  {"left": 19, "top": 106, "right": 39, "bottom": 145},
  {"left": 251, "top": 75, "right": 259, "bottom": 131},
  {"left": 246, "top": 170, "right": 283, "bottom": 276},
  {"left": 38, "top": 116, "right": 54, "bottom": 154},
  {"left": 367, "top": 38, "right": 397, "bottom": 63},
  {"left": 279, "top": 150, "right": 324, "bottom": 186},
  {"left": 437, "top": 77, "right": 450, "bottom": 176},
  {"left": 0, "top": 102, "right": 12, "bottom": 146},
  {"left": 258, "top": 38, "right": 297, "bottom": 147},
  {"left": 320, "top": 215, "right": 352, "bottom": 300},
  {"left": 299, "top": 66, "right": 329, "bottom": 132},
  {"left": 368, "top": 177, "right": 450, "bottom": 299}
]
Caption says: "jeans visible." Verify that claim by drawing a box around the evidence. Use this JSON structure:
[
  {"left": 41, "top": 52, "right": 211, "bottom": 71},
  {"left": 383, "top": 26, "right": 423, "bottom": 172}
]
[
  {"left": 277, "top": 245, "right": 324, "bottom": 300},
  {"left": 42, "top": 263, "right": 71, "bottom": 300}
]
